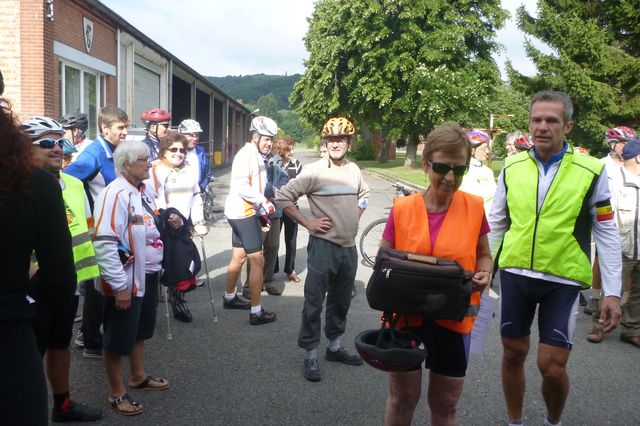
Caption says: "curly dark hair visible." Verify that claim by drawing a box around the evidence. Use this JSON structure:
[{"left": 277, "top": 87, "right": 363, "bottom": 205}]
[
  {"left": 158, "top": 131, "right": 187, "bottom": 159},
  {"left": 0, "top": 99, "right": 33, "bottom": 209}
]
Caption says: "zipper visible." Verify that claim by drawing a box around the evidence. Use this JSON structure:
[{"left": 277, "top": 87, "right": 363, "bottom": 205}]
[{"left": 530, "top": 155, "right": 563, "bottom": 269}]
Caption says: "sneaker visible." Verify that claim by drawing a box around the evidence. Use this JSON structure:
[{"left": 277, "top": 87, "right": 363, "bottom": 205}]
[
  {"left": 52, "top": 400, "right": 102, "bottom": 422},
  {"left": 249, "top": 309, "right": 277, "bottom": 325},
  {"left": 586, "top": 327, "right": 604, "bottom": 343},
  {"left": 223, "top": 294, "right": 251, "bottom": 310},
  {"left": 583, "top": 297, "right": 600, "bottom": 315},
  {"left": 82, "top": 348, "right": 103, "bottom": 359},
  {"left": 304, "top": 358, "right": 321, "bottom": 382},
  {"left": 74, "top": 330, "right": 84, "bottom": 348},
  {"left": 325, "top": 347, "right": 363, "bottom": 366}
]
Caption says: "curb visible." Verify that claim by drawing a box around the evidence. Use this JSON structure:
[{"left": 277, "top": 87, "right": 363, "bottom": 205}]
[{"left": 360, "top": 168, "right": 426, "bottom": 192}]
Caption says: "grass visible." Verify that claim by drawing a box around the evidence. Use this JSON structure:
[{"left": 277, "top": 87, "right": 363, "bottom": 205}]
[{"left": 354, "top": 154, "right": 504, "bottom": 186}]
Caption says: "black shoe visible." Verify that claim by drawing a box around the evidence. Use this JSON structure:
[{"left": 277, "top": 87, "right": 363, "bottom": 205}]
[
  {"left": 223, "top": 294, "right": 251, "bottom": 310},
  {"left": 304, "top": 358, "right": 321, "bottom": 382},
  {"left": 249, "top": 309, "right": 277, "bottom": 325},
  {"left": 174, "top": 310, "right": 193, "bottom": 322},
  {"left": 52, "top": 400, "right": 103, "bottom": 422},
  {"left": 325, "top": 347, "right": 363, "bottom": 366}
]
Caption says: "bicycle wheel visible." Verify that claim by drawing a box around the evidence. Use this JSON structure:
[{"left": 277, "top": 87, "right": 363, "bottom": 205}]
[
  {"left": 202, "top": 186, "right": 221, "bottom": 223},
  {"left": 359, "top": 218, "right": 388, "bottom": 268}
]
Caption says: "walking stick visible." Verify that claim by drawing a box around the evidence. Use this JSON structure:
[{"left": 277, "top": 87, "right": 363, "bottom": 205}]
[
  {"left": 199, "top": 235, "right": 218, "bottom": 322},
  {"left": 164, "top": 284, "right": 173, "bottom": 340}
]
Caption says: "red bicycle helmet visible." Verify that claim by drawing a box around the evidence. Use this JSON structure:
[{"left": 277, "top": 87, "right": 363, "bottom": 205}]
[
  {"left": 514, "top": 134, "right": 533, "bottom": 151},
  {"left": 466, "top": 130, "right": 490, "bottom": 148},
  {"left": 354, "top": 327, "right": 427, "bottom": 372},
  {"left": 605, "top": 126, "right": 636, "bottom": 144},
  {"left": 140, "top": 108, "right": 171, "bottom": 126}
]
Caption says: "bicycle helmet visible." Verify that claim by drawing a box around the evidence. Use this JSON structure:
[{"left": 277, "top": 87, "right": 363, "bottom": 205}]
[
  {"left": 62, "top": 139, "right": 77, "bottom": 155},
  {"left": 514, "top": 134, "right": 533, "bottom": 151},
  {"left": 140, "top": 108, "right": 172, "bottom": 126},
  {"left": 322, "top": 117, "right": 356, "bottom": 138},
  {"left": 21, "top": 116, "right": 66, "bottom": 139},
  {"left": 249, "top": 116, "right": 278, "bottom": 137},
  {"left": 178, "top": 119, "right": 203, "bottom": 134},
  {"left": 354, "top": 328, "right": 427, "bottom": 372},
  {"left": 605, "top": 126, "right": 636, "bottom": 144},
  {"left": 59, "top": 112, "right": 88, "bottom": 132},
  {"left": 466, "top": 130, "right": 490, "bottom": 148}
]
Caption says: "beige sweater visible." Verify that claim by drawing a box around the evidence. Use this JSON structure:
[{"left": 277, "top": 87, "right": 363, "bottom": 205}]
[{"left": 275, "top": 158, "right": 369, "bottom": 247}]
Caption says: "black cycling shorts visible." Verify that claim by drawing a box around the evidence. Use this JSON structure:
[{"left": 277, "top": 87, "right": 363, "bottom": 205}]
[
  {"left": 228, "top": 216, "right": 263, "bottom": 254},
  {"left": 407, "top": 318, "right": 471, "bottom": 378}
]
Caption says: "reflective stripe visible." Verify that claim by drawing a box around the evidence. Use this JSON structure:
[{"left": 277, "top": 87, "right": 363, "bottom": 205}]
[
  {"left": 71, "top": 233, "right": 92, "bottom": 246},
  {"left": 467, "top": 304, "right": 480, "bottom": 317},
  {"left": 75, "top": 256, "right": 97, "bottom": 270},
  {"left": 95, "top": 235, "right": 118, "bottom": 242}
]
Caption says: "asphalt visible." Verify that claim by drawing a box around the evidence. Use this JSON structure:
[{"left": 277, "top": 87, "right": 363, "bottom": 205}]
[{"left": 64, "top": 150, "right": 640, "bottom": 425}]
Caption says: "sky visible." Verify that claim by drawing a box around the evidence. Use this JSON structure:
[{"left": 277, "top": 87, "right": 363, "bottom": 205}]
[{"left": 101, "top": 0, "right": 548, "bottom": 79}]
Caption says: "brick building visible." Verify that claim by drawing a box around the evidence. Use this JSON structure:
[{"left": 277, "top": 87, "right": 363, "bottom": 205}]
[{"left": 0, "top": 0, "right": 250, "bottom": 164}]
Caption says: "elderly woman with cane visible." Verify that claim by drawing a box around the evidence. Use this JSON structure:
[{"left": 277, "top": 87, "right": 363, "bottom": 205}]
[{"left": 93, "top": 140, "right": 168, "bottom": 417}]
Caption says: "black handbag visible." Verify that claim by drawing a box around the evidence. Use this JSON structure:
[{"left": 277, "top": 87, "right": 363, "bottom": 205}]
[{"left": 366, "top": 247, "right": 474, "bottom": 321}]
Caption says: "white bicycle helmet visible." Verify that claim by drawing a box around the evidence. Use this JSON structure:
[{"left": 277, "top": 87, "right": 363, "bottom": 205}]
[
  {"left": 250, "top": 116, "right": 278, "bottom": 137},
  {"left": 178, "top": 119, "right": 203, "bottom": 134},
  {"left": 22, "top": 116, "right": 65, "bottom": 139}
]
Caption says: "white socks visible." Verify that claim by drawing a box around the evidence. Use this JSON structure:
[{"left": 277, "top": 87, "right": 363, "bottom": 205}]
[
  {"left": 250, "top": 305, "right": 262, "bottom": 314},
  {"left": 328, "top": 338, "right": 341, "bottom": 352},
  {"left": 305, "top": 349, "right": 318, "bottom": 360},
  {"left": 224, "top": 292, "right": 235, "bottom": 300}
]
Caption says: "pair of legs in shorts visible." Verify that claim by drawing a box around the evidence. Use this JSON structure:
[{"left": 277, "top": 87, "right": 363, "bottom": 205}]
[
  {"left": 384, "top": 318, "right": 470, "bottom": 425},
  {"left": 500, "top": 270, "right": 580, "bottom": 425},
  {"left": 103, "top": 272, "right": 167, "bottom": 415}
]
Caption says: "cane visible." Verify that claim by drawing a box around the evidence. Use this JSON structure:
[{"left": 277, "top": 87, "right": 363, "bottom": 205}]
[
  {"left": 164, "top": 284, "right": 173, "bottom": 340},
  {"left": 198, "top": 235, "right": 218, "bottom": 322}
]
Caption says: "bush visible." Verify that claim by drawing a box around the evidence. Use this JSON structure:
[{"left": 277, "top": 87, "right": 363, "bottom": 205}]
[{"left": 350, "top": 139, "right": 377, "bottom": 161}]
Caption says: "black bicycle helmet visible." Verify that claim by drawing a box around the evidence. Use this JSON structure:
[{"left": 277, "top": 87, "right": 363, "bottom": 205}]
[
  {"left": 59, "top": 112, "right": 89, "bottom": 132},
  {"left": 355, "top": 327, "right": 427, "bottom": 372}
]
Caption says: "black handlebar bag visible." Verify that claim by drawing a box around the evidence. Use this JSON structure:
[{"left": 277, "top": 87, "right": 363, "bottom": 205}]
[{"left": 366, "top": 247, "right": 474, "bottom": 322}]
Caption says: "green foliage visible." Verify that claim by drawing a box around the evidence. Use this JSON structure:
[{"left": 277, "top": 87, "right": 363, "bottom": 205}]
[
  {"left": 256, "top": 93, "right": 280, "bottom": 122},
  {"left": 510, "top": 0, "right": 640, "bottom": 154},
  {"left": 206, "top": 74, "right": 301, "bottom": 108},
  {"left": 350, "top": 139, "right": 377, "bottom": 161},
  {"left": 291, "top": 0, "right": 509, "bottom": 167},
  {"left": 278, "top": 109, "right": 318, "bottom": 146}
]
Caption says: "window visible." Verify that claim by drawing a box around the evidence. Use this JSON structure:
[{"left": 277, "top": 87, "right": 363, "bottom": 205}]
[{"left": 59, "top": 62, "right": 104, "bottom": 139}]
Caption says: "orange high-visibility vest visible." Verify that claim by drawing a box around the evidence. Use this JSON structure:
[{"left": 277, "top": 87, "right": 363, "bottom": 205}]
[{"left": 393, "top": 191, "right": 484, "bottom": 334}]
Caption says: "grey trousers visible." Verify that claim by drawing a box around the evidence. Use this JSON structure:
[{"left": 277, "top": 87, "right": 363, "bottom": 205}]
[{"left": 298, "top": 236, "right": 358, "bottom": 350}]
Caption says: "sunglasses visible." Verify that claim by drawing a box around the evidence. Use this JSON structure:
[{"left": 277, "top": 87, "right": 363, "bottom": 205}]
[
  {"left": 33, "top": 138, "right": 67, "bottom": 149},
  {"left": 167, "top": 147, "right": 186, "bottom": 154},
  {"left": 428, "top": 161, "right": 469, "bottom": 177}
]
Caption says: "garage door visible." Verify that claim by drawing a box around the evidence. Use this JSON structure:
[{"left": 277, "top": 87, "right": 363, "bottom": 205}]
[{"left": 133, "top": 63, "right": 161, "bottom": 127}]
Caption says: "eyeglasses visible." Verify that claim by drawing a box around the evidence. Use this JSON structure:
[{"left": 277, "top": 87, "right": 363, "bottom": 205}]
[
  {"left": 167, "top": 147, "right": 186, "bottom": 154},
  {"left": 158, "top": 123, "right": 170, "bottom": 129},
  {"left": 428, "top": 161, "right": 469, "bottom": 177},
  {"left": 326, "top": 139, "right": 348, "bottom": 146},
  {"left": 32, "top": 138, "right": 67, "bottom": 149}
]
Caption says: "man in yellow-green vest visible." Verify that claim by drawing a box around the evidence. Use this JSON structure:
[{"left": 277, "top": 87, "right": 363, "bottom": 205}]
[
  {"left": 488, "top": 91, "right": 622, "bottom": 426},
  {"left": 24, "top": 116, "right": 102, "bottom": 422}
]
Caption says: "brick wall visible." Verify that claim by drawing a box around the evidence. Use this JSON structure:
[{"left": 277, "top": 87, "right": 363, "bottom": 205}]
[{"left": 0, "top": 1, "right": 22, "bottom": 113}]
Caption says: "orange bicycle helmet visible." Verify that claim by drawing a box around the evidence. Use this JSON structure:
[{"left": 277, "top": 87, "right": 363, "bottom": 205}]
[{"left": 322, "top": 117, "right": 356, "bottom": 138}]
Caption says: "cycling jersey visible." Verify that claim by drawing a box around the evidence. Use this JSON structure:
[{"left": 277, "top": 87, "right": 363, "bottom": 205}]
[
  {"left": 63, "top": 135, "right": 117, "bottom": 210},
  {"left": 224, "top": 142, "right": 268, "bottom": 220}
]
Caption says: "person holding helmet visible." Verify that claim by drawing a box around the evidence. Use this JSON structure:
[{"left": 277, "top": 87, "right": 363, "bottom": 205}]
[
  {"left": 22, "top": 117, "right": 103, "bottom": 422},
  {"left": 178, "top": 119, "right": 212, "bottom": 193},
  {"left": 59, "top": 112, "right": 90, "bottom": 153},
  {"left": 276, "top": 117, "right": 370, "bottom": 382},
  {"left": 459, "top": 129, "right": 496, "bottom": 214},
  {"left": 140, "top": 108, "right": 171, "bottom": 162},
  {"left": 222, "top": 115, "right": 279, "bottom": 325},
  {"left": 585, "top": 125, "right": 637, "bottom": 316}
]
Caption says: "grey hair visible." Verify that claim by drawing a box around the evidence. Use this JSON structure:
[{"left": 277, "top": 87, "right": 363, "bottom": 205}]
[
  {"left": 529, "top": 90, "right": 574, "bottom": 124},
  {"left": 505, "top": 130, "right": 522, "bottom": 144},
  {"left": 113, "top": 141, "right": 150, "bottom": 175}
]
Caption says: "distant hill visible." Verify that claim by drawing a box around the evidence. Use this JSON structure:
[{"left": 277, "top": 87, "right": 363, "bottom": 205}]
[{"left": 206, "top": 74, "right": 301, "bottom": 109}]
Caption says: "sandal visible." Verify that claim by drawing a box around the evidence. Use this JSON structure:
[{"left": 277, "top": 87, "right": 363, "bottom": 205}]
[
  {"left": 109, "top": 393, "right": 144, "bottom": 416},
  {"left": 129, "top": 374, "right": 169, "bottom": 390},
  {"left": 286, "top": 273, "right": 301, "bottom": 283}
]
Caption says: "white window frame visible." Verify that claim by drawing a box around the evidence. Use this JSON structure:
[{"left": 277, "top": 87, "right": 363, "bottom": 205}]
[{"left": 59, "top": 60, "right": 106, "bottom": 138}]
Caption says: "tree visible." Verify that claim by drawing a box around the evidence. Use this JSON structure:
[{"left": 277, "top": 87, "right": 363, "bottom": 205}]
[
  {"left": 509, "top": 0, "right": 640, "bottom": 155},
  {"left": 256, "top": 93, "right": 280, "bottom": 123},
  {"left": 291, "top": 0, "right": 508, "bottom": 166}
]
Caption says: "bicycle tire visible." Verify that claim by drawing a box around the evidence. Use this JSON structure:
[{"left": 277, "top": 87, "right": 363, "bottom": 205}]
[{"left": 359, "top": 217, "right": 388, "bottom": 268}]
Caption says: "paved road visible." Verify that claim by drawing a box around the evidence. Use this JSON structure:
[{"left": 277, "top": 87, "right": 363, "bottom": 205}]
[{"left": 67, "top": 150, "right": 640, "bottom": 425}]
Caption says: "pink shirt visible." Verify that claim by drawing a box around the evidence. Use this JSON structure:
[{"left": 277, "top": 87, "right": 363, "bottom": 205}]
[{"left": 382, "top": 207, "right": 490, "bottom": 249}]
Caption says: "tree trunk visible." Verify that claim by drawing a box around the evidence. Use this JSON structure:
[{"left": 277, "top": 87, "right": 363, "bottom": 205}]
[
  {"left": 404, "top": 138, "right": 418, "bottom": 168},
  {"left": 379, "top": 133, "right": 389, "bottom": 163}
]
